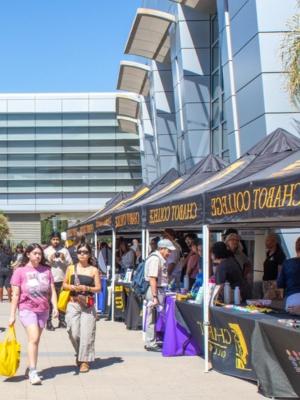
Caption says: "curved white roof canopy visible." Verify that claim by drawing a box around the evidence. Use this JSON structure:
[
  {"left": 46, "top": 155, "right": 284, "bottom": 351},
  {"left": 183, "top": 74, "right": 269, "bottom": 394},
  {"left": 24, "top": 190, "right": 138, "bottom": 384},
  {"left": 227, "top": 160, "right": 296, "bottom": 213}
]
[
  {"left": 170, "top": 0, "right": 216, "bottom": 13},
  {"left": 117, "top": 116, "right": 139, "bottom": 134},
  {"left": 125, "top": 8, "right": 176, "bottom": 64},
  {"left": 116, "top": 94, "right": 140, "bottom": 120},
  {"left": 117, "top": 61, "right": 150, "bottom": 96}
]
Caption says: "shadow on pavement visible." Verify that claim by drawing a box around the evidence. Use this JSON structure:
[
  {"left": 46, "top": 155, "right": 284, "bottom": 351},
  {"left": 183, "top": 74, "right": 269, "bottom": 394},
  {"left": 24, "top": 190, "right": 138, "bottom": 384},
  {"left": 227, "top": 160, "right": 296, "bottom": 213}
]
[
  {"left": 4, "top": 357, "right": 124, "bottom": 382},
  {"left": 90, "top": 356, "right": 124, "bottom": 370}
]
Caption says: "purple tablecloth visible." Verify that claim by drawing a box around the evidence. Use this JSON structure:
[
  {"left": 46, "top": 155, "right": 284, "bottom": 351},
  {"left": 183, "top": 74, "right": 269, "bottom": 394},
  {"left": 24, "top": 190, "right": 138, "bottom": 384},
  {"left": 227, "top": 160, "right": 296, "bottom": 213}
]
[{"left": 156, "top": 295, "right": 199, "bottom": 357}]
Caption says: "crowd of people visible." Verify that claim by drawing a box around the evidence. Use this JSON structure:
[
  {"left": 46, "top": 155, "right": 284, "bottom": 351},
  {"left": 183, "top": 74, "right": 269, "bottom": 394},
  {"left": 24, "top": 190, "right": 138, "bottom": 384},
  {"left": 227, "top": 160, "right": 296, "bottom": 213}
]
[{"left": 1, "top": 227, "right": 300, "bottom": 380}]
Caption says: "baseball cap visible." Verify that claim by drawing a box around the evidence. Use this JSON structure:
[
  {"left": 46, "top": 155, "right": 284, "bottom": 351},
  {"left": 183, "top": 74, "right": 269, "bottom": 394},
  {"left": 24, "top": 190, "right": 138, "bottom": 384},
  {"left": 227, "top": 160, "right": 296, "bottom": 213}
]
[{"left": 157, "top": 239, "right": 176, "bottom": 251}]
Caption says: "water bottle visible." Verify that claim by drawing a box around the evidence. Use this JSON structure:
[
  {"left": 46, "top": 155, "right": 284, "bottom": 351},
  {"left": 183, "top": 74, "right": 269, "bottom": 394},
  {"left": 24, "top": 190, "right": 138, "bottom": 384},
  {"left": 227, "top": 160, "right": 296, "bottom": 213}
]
[
  {"left": 183, "top": 275, "right": 189, "bottom": 291},
  {"left": 224, "top": 281, "right": 231, "bottom": 304},
  {"left": 195, "top": 286, "right": 203, "bottom": 304},
  {"left": 234, "top": 286, "right": 241, "bottom": 305}
]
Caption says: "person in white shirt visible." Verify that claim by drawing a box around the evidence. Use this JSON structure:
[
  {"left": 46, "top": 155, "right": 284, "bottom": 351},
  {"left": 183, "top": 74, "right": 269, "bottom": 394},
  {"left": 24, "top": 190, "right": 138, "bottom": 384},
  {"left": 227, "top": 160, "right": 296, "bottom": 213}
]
[
  {"left": 44, "top": 231, "right": 72, "bottom": 330},
  {"left": 144, "top": 239, "right": 175, "bottom": 352}
]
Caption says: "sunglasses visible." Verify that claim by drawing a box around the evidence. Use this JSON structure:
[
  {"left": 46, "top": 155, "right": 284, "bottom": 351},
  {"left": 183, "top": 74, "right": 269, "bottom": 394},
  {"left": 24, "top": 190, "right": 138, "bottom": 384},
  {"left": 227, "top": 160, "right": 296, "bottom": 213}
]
[{"left": 77, "top": 250, "right": 89, "bottom": 255}]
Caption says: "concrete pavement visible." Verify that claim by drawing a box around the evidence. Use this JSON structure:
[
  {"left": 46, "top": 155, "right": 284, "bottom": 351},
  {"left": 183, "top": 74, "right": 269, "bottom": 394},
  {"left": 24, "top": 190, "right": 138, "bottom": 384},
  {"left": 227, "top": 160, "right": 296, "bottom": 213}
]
[{"left": 0, "top": 300, "right": 264, "bottom": 400}]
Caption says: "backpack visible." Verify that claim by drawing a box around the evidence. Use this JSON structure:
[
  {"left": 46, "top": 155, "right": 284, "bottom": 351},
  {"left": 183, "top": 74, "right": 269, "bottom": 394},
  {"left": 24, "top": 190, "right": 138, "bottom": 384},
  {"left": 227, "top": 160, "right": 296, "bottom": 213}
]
[{"left": 131, "top": 254, "right": 159, "bottom": 299}]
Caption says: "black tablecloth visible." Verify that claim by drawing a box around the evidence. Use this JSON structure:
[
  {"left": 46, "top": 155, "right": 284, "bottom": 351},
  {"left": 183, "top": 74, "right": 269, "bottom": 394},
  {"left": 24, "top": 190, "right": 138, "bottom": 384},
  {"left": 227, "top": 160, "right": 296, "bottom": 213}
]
[
  {"left": 176, "top": 301, "right": 300, "bottom": 398},
  {"left": 113, "top": 282, "right": 142, "bottom": 330}
]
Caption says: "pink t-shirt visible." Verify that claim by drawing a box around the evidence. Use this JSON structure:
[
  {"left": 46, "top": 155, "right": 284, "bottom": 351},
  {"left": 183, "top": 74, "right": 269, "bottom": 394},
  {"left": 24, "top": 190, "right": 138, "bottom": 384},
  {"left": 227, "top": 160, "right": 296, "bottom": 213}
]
[{"left": 10, "top": 264, "right": 54, "bottom": 312}]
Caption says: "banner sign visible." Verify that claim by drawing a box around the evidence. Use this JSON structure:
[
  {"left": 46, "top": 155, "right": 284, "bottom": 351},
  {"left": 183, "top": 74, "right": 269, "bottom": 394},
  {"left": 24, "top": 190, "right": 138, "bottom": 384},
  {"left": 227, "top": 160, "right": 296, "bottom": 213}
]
[
  {"left": 79, "top": 223, "right": 94, "bottom": 235},
  {"left": 205, "top": 176, "right": 300, "bottom": 223},
  {"left": 114, "top": 210, "right": 141, "bottom": 230},
  {"left": 252, "top": 320, "right": 300, "bottom": 398},
  {"left": 95, "top": 215, "right": 112, "bottom": 229},
  {"left": 175, "top": 302, "right": 256, "bottom": 380},
  {"left": 146, "top": 197, "right": 202, "bottom": 228}
]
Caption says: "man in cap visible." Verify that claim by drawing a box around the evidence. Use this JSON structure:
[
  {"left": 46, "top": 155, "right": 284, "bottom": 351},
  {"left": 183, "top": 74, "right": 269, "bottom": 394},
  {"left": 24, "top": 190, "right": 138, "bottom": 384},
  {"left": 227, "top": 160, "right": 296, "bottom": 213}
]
[
  {"left": 144, "top": 239, "right": 175, "bottom": 352},
  {"left": 44, "top": 231, "right": 72, "bottom": 330}
]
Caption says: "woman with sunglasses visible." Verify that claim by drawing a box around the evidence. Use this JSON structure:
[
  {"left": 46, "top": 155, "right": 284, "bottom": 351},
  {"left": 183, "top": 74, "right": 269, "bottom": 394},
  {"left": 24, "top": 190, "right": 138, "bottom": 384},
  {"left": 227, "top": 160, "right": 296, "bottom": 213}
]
[{"left": 63, "top": 243, "right": 101, "bottom": 373}]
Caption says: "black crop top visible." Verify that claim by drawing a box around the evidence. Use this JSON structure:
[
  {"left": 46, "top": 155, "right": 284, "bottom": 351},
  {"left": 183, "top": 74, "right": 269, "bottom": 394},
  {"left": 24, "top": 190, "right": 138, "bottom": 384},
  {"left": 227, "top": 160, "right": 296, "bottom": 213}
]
[{"left": 70, "top": 274, "right": 94, "bottom": 296}]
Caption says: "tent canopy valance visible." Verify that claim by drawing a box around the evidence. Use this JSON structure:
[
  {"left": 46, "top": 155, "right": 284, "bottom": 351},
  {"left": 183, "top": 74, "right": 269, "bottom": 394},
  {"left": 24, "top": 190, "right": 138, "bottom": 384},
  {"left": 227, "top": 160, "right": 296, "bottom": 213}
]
[
  {"left": 115, "top": 154, "right": 227, "bottom": 231},
  {"left": 145, "top": 128, "right": 300, "bottom": 229},
  {"left": 113, "top": 168, "right": 180, "bottom": 232}
]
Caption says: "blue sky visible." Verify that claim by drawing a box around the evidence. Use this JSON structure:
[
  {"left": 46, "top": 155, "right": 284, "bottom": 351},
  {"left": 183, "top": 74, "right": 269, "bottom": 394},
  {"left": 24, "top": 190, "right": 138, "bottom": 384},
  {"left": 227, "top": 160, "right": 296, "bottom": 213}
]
[{"left": 0, "top": 0, "right": 142, "bottom": 93}]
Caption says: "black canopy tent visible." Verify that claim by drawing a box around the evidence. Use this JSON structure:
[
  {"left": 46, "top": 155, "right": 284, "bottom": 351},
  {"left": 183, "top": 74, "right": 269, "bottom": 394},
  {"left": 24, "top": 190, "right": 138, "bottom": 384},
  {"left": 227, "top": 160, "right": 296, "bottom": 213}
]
[
  {"left": 112, "top": 155, "right": 226, "bottom": 233},
  {"left": 145, "top": 128, "right": 300, "bottom": 230},
  {"left": 205, "top": 158, "right": 300, "bottom": 226},
  {"left": 112, "top": 168, "right": 180, "bottom": 233},
  {"left": 66, "top": 191, "right": 129, "bottom": 239},
  {"left": 199, "top": 128, "right": 300, "bottom": 380}
]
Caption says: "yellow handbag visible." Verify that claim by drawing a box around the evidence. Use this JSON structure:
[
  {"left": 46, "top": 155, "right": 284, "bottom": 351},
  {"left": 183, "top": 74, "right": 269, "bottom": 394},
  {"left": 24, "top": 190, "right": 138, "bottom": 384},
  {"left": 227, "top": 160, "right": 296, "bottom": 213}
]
[
  {"left": 0, "top": 325, "right": 21, "bottom": 377},
  {"left": 57, "top": 265, "right": 74, "bottom": 312}
]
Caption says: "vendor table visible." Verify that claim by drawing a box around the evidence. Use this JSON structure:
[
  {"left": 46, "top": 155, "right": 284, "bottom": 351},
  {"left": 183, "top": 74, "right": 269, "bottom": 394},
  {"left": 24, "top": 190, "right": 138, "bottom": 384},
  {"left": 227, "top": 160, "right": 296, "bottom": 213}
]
[
  {"left": 156, "top": 295, "right": 199, "bottom": 357},
  {"left": 176, "top": 301, "right": 300, "bottom": 398},
  {"left": 113, "top": 282, "right": 142, "bottom": 330}
]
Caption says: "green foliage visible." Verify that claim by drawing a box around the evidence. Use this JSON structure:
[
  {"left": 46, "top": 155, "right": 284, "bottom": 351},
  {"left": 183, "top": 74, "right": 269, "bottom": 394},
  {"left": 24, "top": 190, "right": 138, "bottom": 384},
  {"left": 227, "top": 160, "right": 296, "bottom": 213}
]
[
  {"left": 41, "top": 219, "right": 69, "bottom": 244},
  {"left": 0, "top": 214, "right": 10, "bottom": 241},
  {"left": 281, "top": 4, "right": 300, "bottom": 103}
]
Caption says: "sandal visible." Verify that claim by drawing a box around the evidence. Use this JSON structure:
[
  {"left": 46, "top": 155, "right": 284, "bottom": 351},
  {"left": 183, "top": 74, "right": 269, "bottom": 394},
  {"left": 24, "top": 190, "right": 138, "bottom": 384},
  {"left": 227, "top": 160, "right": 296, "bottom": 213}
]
[{"left": 79, "top": 362, "right": 89, "bottom": 373}]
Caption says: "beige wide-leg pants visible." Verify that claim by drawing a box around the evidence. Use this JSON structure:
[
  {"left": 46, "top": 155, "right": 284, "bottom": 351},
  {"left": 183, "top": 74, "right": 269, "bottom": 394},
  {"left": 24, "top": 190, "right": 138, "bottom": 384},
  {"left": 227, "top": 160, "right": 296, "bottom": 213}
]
[{"left": 65, "top": 302, "right": 97, "bottom": 362}]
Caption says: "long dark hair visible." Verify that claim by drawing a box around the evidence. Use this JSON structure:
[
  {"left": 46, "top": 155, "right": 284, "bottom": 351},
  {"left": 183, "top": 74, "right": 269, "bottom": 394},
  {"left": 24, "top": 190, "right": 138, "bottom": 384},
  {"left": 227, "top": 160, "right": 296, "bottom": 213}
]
[
  {"left": 19, "top": 243, "right": 47, "bottom": 267},
  {"left": 77, "top": 243, "right": 94, "bottom": 265}
]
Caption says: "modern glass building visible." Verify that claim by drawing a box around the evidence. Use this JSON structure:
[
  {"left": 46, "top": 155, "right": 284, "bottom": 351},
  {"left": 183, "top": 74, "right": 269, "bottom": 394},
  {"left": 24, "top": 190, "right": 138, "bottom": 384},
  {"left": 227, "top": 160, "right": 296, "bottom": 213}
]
[
  {"left": 0, "top": 93, "right": 142, "bottom": 243},
  {"left": 117, "top": 0, "right": 300, "bottom": 183}
]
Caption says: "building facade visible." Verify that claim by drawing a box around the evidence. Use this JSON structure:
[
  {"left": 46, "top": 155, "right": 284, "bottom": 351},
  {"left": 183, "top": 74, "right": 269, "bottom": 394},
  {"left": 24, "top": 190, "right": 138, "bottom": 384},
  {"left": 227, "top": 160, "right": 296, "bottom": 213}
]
[
  {"left": 117, "top": 0, "right": 300, "bottom": 183},
  {"left": 0, "top": 93, "right": 142, "bottom": 243}
]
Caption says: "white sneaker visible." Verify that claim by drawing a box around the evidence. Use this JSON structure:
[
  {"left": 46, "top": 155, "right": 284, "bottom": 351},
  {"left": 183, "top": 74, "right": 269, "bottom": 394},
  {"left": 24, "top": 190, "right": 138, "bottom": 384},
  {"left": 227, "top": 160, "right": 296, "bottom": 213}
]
[{"left": 29, "top": 369, "right": 42, "bottom": 385}]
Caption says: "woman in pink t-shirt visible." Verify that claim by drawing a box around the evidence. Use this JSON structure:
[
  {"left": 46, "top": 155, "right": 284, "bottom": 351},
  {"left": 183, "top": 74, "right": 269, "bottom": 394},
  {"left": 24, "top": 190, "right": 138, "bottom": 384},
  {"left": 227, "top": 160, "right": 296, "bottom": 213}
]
[{"left": 9, "top": 243, "right": 58, "bottom": 385}]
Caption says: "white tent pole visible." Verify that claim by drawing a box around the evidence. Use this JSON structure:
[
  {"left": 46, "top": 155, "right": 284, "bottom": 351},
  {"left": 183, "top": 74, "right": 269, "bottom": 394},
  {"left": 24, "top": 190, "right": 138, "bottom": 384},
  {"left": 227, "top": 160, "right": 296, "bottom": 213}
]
[
  {"left": 142, "top": 229, "right": 146, "bottom": 260},
  {"left": 94, "top": 231, "right": 98, "bottom": 311},
  {"left": 111, "top": 228, "right": 116, "bottom": 322},
  {"left": 94, "top": 231, "right": 97, "bottom": 259},
  {"left": 145, "top": 229, "right": 150, "bottom": 257},
  {"left": 202, "top": 224, "right": 210, "bottom": 373}
]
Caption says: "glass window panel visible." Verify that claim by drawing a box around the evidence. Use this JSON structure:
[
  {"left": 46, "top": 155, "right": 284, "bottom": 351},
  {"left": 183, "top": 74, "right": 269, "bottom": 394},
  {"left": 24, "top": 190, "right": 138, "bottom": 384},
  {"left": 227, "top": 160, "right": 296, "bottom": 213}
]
[
  {"left": 222, "top": 122, "right": 228, "bottom": 150},
  {"left": 212, "top": 128, "right": 221, "bottom": 155},
  {"left": 7, "top": 141, "right": 35, "bottom": 153},
  {"left": 222, "top": 150, "right": 230, "bottom": 162},
  {"left": 7, "top": 114, "right": 35, "bottom": 128},
  {"left": 36, "top": 127, "right": 62, "bottom": 140},
  {"left": 0, "top": 128, "right": 7, "bottom": 140},
  {"left": 212, "top": 72, "right": 220, "bottom": 99},
  {"left": 7, "top": 167, "right": 35, "bottom": 179},
  {"left": 212, "top": 100, "right": 220, "bottom": 126},
  {"left": 63, "top": 113, "right": 88, "bottom": 127},
  {"left": 212, "top": 15, "right": 219, "bottom": 43},
  {"left": 212, "top": 45, "right": 220, "bottom": 71},
  {"left": 0, "top": 115, "right": 7, "bottom": 127},
  {"left": 35, "top": 113, "right": 62, "bottom": 127},
  {"left": 8, "top": 181, "right": 35, "bottom": 193}
]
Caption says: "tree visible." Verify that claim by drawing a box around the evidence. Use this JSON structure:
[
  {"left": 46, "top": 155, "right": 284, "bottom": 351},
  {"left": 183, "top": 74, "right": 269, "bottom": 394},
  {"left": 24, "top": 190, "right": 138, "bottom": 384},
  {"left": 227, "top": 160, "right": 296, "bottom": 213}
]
[
  {"left": 281, "top": 2, "right": 300, "bottom": 103},
  {"left": 0, "top": 214, "right": 10, "bottom": 242}
]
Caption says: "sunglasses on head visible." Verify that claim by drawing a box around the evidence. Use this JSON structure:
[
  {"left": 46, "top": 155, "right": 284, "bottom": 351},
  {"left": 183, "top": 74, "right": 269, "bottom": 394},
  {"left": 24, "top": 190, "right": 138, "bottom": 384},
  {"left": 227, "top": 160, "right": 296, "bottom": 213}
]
[{"left": 77, "top": 250, "right": 89, "bottom": 255}]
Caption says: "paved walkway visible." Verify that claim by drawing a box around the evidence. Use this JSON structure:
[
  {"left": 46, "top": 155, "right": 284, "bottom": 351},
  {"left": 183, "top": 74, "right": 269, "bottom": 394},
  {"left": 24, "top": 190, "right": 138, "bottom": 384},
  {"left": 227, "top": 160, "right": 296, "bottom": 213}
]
[{"left": 0, "top": 301, "right": 264, "bottom": 400}]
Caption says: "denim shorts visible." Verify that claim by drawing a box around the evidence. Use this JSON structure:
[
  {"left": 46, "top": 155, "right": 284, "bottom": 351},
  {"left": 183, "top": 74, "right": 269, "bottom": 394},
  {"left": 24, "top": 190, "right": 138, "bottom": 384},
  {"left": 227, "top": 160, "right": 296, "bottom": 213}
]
[{"left": 19, "top": 309, "right": 49, "bottom": 328}]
